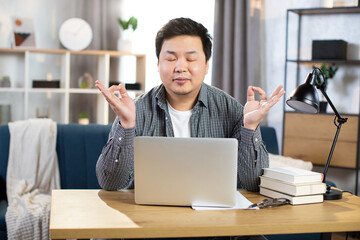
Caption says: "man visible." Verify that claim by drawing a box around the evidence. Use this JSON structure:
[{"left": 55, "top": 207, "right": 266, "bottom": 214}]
[{"left": 95, "top": 17, "right": 285, "bottom": 192}]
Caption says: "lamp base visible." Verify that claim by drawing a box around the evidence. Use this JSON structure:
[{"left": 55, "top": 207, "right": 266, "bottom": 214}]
[{"left": 324, "top": 188, "right": 342, "bottom": 200}]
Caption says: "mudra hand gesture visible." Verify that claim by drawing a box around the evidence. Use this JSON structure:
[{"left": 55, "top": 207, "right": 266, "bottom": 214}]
[
  {"left": 243, "top": 85, "right": 285, "bottom": 130},
  {"left": 95, "top": 80, "right": 136, "bottom": 128}
]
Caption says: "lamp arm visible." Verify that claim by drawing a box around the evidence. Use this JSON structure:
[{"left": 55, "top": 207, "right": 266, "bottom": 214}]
[
  {"left": 312, "top": 67, "right": 344, "bottom": 120},
  {"left": 312, "top": 67, "right": 348, "bottom": 183},
  {"left": 318, "top": 86, "right": 343, "bottom": 120},
  {"left": 322, "top": 121, "right": 342, "bottom": 183}
]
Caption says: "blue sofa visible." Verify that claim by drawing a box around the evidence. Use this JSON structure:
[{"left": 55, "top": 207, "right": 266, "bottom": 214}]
[{"left": 0, "top": 123, "right": 280, "bottom": 239}]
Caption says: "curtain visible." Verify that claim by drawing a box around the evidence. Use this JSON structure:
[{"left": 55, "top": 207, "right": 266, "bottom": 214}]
[
  {"left": 212, "top": 0, "right": 263, "bottom": 105},
  {"left": 69, "top": 0, "right": 120, "bottom": 123}
]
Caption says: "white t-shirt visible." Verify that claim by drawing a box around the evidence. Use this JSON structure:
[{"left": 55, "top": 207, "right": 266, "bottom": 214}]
[{"left": 167, "top": 103, "right": 193, "bottom": 138}]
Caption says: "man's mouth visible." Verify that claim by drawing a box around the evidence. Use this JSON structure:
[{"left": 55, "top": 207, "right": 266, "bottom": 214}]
[{"left": 173, "top": 77, "right": 190, "bottom": 84}]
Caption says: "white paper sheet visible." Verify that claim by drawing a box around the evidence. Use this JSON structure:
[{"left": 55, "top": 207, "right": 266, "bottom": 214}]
[{"left": 191, "top": 191, "right": 259, "bottom": 210}]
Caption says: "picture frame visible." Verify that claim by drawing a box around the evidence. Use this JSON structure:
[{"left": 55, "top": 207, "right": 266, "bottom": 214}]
[{"left": 12, "top": 16, "right": 36, "bottom": 48}]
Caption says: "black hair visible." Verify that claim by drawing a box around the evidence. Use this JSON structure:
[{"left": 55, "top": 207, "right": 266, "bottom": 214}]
[{"left": 155, "top": 17, "right": 212, "bottom": 62}]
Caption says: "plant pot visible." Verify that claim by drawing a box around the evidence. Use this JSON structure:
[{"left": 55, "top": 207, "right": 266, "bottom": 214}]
[
  {"left": 117, "top": 30, "right": 132, "bottom": 52},
  {"left": 78, "top": 118, "right": 89, "bottom": 125},
  {"left": 117, "top": 38, "right": 132, "bottom": 52},
  {"left": 319, "top": 101, "right": 328, "bottom": 113}
]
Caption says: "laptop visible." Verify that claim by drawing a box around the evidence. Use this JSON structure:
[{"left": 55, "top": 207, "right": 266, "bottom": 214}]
[{"left": 134, "top": 136, "right": 238, "bottom": 207}]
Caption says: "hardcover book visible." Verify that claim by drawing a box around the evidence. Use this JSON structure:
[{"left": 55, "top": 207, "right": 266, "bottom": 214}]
[
  {"left": 262, "top": 167, "right": 323, "bottom": 184},
  {"left": 260, "top": 187, "right": 324, "bottom": 205},
  {"left": 260, "top": 176, "right": 326, "bottom": 196}
]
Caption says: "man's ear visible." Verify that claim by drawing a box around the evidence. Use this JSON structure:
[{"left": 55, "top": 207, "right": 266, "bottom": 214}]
[{"left": 205, "top": 60, "right": 210, "bottom": 74}]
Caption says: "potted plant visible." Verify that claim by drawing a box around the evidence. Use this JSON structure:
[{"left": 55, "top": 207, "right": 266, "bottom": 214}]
[
  {"left": 78, "top": 112, "right": 89, "bottom": 125},
  {"left": 312, "top": 63, "right": 339, "bottom": 113},
  {"left": 117, "top": 16, "right": 138, "bottom": 52},
  {"left": 0, "top": 76, "right": 11, "bottom": 88},
  {"left": 78, "top": 72, "right": 94, "bottom": 89}
]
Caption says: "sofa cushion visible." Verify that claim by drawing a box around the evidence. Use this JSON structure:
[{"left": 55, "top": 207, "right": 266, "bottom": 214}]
[
  {"left": 0, "top": 200, "right": 7, "bottom": 231},
  {"left": 56, "top": 124, "right": 111, "bottom": 189},
  {"left": 0, "top": 125, "right": 10, "bottom": 200},
  {"left": 260, "top": 126, "right": 279, "bottom": 155}
]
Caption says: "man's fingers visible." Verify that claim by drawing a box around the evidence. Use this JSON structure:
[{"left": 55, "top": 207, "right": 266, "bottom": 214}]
[
  {"left": 95, "top": 80, "right": 118, "bottom": 104},
  {"left": 247, "top": 86, "right": 255, "bottom": 101},
  {"left": 251, "top": 86, "right": 267, "bottom": 100},
  {"left": 262, "top": 91, "right": 285, "bottom": 110},
  {"left": 117, "top": 84, "right": 129, "bottom": 99},
  {"left": 248, "top": 85, "right": 285, "bottom": 102},
  {"left": 269, "top": 85, "right": 284, "bottom": 98},
  {"left": 95, "top": 80, "right": 105, "bottom": 91}
]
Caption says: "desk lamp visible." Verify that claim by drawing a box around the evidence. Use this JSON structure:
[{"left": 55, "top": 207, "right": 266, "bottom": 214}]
[{"left": 286, "top": 67, "right": 347, "bottom": 200}]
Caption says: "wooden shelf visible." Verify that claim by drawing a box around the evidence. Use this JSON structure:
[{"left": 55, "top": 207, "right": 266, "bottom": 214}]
[
  {"left": 283, "top": 112, "right": 359, "bottom": 169},
  {"left": 0, "top": 48, "right": 146, "bottom": 124},
  {"left": 0, "top": 48, "right": 145, "bottom": 57}
]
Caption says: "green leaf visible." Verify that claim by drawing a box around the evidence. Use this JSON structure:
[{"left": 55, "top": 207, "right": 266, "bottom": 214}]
[
  {"left": 118, "top": 16, "right": 137, "bottom": 31},
  {"left": 118, "top": 18, "right": 129, "bottom": 30},
  {"left": 128, "top": 16, "right": 138, "bottom": 31},
  {"left": 312, "top": 63, "right": 339, "bottom": 90},
  {"left": 79, "top": 112, "right": 88, "bottom": 119}
]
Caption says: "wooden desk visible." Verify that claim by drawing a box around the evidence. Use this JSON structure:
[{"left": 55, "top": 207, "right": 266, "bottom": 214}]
[{"left": 50, "top": 189, "right": 360, "bottom": 239}]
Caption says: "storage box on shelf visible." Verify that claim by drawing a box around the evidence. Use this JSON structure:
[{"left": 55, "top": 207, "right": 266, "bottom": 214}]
[{"left": 0, "top": 48, "right": 146, "bottom": 125}]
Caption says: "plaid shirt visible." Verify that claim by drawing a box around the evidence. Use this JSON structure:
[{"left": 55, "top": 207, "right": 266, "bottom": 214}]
[{"left": 96, "top": 83, "right": 269, "bottom": 192}]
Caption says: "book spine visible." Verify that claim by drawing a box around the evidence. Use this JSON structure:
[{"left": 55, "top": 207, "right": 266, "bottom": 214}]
[
  {"left": 260, "top": 187, "right": 323, "bottom": 205},
  {"left": 260, "top": 177, "right": 326, "bottom": 196}
]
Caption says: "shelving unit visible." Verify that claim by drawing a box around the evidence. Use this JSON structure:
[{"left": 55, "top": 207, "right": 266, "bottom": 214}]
[
  {"left": 282, "top": 7, "right": 360, "bottom": 195},
  {"left": 0, "top": 48, "right": 146, "bottom": 124}
]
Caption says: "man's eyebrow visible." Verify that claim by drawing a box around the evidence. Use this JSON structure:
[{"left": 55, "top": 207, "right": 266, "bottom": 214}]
[
  {"left": 165, "top": 50, "right": 199, "bottom": 55},
  {"left": 185, "top": 50, "right": 198, "bottom": 55}
]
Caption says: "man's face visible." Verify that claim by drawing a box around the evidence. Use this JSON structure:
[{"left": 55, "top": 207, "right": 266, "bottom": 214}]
[{"left": 157, "top": 35, "right": 209, "bottom": 98}]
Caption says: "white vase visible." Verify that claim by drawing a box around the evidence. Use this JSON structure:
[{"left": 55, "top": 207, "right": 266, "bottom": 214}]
[
  {"left": 78, "top": 118, "right": 89, "bottom": 125},
  {"left": 117, "top": 30, "right": 132, "bottom": 52},
  {"left": 117, "top": 39, "right": 132, "bottom": 52}
]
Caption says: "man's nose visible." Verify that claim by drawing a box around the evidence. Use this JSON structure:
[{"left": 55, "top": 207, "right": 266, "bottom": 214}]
[{"left": 175, "top": 58, "right": 187, "bottom": 72}]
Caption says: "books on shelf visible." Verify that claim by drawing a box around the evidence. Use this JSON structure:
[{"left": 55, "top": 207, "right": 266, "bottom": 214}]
[
  {"left": 260, "top": 176, "right": 326, "bottom": 196},
  {"left": 260, "top": 187, "right": 324, "bottom": 205},
  {"left": 262, "top": 167, "right": 323, "bottom": 184},
  {"left": 260, "top": 167, "right": 325, "bottom": 205}
]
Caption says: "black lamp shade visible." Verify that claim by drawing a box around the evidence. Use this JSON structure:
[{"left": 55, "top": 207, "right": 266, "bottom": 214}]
[{"left": 286, "top": 74, "right": 319, "bottom": 114}]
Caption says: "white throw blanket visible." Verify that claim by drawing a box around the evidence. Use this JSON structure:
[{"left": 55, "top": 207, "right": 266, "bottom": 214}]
[
  {"left": 269, "top": 153, "right": 313, "bottom": 171},
  {"left": 6, "top": 118, "right": 60, "bottom": 240}
]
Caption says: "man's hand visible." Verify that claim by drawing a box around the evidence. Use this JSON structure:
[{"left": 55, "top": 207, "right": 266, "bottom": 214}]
[
  {"left": 95, "top": 80, "right": 136, "bottom": 128},
  {"left": 243, "top": 85, "right": 285, "bottom": 130}
]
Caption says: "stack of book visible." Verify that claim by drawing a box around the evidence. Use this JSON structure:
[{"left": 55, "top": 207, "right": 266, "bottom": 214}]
[{"left": 259, "top": 167, "right": 327, "bottom": 205}]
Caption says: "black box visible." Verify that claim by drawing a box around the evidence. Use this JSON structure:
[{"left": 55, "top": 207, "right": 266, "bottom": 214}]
[
  {"left": 109, "top": 81, "right": 121, "bottom": 87},
  {"left": 312, "top": 40, "right": 347, "bottom": 60},
  {"left": 108, "top": 82, "right": 141, "bottom": 90},
  {"left": 125, "top": 83, "right": 141, "bottom": 90},
  {"left": 32, "top": 80, "right": 60, "bottom": 88}
]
